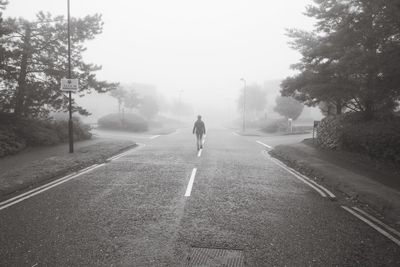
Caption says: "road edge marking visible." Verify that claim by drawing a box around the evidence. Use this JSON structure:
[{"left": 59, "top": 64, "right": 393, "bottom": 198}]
[
  {"left": 0, "top": 164, "right": 105, "bottom": 211},
  {"left": 341, "top": 206, "right": 400, "bottom": 246},
  {"left": 197, "top": 149, "right": 202, "bottom": 157},
  {"left": 263, "top": 151, "right": 336, "bottom": 199},
  {"left": 150, "top": 135, "right": 161, "bottom": 139},
  {"left": 256, "top": 140, "right": 273, "bottom": 149},
  {"left": 185, "top": 168, "right": 197, "bottom": 197},
  {"left": 352, "top": 207, "right": 400, "bottom": 238}
]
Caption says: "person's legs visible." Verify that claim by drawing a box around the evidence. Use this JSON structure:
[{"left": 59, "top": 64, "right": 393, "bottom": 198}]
[{"left": 196, "top": 133, "right": 203, "bottom": 150}]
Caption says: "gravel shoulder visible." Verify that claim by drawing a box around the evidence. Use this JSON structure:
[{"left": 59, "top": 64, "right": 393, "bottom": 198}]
[
  {"left": 269, "top": 140, "right": 400, "bottom": 225},
  {"left": 0, "top": 139, "right": 136, "bottom": 200}
]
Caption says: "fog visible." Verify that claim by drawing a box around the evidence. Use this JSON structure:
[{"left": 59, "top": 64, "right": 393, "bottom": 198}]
[{"left": 6, "top": 0, "right": 320, "bottom": 126}]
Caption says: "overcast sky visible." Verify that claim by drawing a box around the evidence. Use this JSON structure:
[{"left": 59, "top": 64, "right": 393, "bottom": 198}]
[{"left": 5, "top": 0, "right": 314, "bottom": 113}]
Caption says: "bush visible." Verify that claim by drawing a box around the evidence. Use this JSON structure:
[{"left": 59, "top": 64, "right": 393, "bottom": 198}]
[
  {"left": 98, "top": 113, "right": 148, "bottom": 132},
  {"left": 261, "top": 119, "right": 289, "bottom": 133},
  {"left": 0, "top": 114, "right": 92, "bottom": 157},
  {"left": 317, "top": 113, "right": 400, "bottom": 166},
  {"left": 0, "top": 126, "right": 26, "bottom": 157}
]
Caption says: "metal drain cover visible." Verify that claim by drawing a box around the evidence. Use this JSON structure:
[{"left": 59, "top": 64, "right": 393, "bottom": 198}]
[{"left": 184, "top": 247, "right": 245, "bottom": 267}]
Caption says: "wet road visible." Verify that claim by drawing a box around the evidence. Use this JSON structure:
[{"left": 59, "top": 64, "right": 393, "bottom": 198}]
[{"left": 1, "top": 128, "right": 399, "bottom": 266}]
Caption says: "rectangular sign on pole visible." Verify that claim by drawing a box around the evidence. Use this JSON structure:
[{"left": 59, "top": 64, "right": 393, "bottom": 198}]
[{"left": 61, "top": 78, "right": 79, "bottom": 92}]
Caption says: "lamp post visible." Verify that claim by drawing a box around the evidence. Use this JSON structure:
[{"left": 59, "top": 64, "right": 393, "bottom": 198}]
[
  {"left": 240, "top": 78, "right": 246, "bottom": 132},
  {"left": 67, "top": 0, "right": 74, "bottom": 153}
]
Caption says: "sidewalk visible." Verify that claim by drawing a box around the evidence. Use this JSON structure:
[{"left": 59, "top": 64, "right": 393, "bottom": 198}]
[
  {"left": 0, "top": 137, "right": 136, "bottom": 200},
  {"left": 269, "top": 141, "right": 400, "bottom": 225}
]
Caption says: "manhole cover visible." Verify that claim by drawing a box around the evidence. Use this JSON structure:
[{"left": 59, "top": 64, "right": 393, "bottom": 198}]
[{"left": 184, "top": 247, "right": 245, "bottom": 267}]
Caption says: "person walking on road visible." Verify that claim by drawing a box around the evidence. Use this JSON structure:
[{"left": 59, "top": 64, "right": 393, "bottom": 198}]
[{"left": 193, "top": 115, "right": 206, "bottom": 151}]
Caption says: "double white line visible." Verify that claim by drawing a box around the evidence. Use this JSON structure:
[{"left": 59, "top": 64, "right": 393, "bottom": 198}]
[
  {"left": 0, "top": 164, "right": 104, "bottom": 211},
  {"left": 0, "top": 147, "right": 140, "bottom": 211},
  {"left": 264, "top": 151, "right": 335, "bottom": 199},
  {"left": 342, "top": 206, "right": 400, "bottom": 246}
]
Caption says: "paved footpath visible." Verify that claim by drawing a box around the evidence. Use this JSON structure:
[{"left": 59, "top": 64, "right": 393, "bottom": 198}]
[{"left": 0, "top": 128, "right": 399, "bottom": 266}]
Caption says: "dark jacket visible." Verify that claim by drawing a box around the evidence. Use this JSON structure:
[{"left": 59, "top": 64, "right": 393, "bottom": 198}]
[{"left": 193, "top": 120, "right": 206, "bottom": 134}]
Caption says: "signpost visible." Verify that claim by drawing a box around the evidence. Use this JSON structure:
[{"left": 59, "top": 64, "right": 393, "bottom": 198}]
[
  {"left": 66, "top": 0, "right": 74, "bottom": 153},
  {"left": 61, "top": 78, "right": 79, "bottom": 92}
]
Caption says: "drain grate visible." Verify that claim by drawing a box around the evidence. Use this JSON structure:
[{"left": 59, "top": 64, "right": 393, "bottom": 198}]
[{"left": 184, "top": 247, "right": 245, "bottom": 267}]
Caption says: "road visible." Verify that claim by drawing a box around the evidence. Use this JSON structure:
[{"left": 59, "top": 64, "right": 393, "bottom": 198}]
[{"left": 1, "top": 127, "right": 399, "bottom": 266}]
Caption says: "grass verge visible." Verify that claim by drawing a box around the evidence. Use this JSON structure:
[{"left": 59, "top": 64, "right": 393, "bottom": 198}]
[{"left": 0, "top": 140, "right": 136, "bottom": 200}]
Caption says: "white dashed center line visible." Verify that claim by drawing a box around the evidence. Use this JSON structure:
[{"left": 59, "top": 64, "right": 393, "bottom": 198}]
[
  {"left": 185, "top": 168, "right": 197, "bottom": 197},
  {"left": 197, "top": 149, "right": 202, "bottom": 157}
]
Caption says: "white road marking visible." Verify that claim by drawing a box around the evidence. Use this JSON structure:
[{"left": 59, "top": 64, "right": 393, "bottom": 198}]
[
  {"left": 150, "top": 135, "right": 161, "bottom": 139},
  {"left": 352, "top": 207, "right": 400, "bottom": 238},
  {"left": 342, "top": 206, "right": 400, "bottom": 246},
  {"left": 263, "top": 151, "right": 336, "bottom": 199},
  {"left": 107, "top": 144, "right": 145, "bottom": 161},
  {"left": 185, "top": 168, "right": 197, "bottom": 197},
  {"left": 232, "top": 132, "right": 239, "bottom": 136},
  {"left": 0, "top": 164, "right": 105, "bottom": 211},
  {"left": 197, "top": 149, "right": 202, "bottom": 157},
  {"left": 256, "top": 140, "right": 273, "bottom": 149}
]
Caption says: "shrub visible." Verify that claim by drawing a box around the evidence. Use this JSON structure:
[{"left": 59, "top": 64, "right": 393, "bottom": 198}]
[
  {"left": 342, "top": 119, "right": 400, "bottom": 166},
  {"left": 0, "top": 114, "right": 92, "bottom": 157},
  {"left": 0, "top": 126, "right": 26, "bottom": 157},
  {"left": 317, "top": 112, "right": 400, "bottom": 166},
  {"left": 261, "top": 119, "right": 289, "bottom": 133},
  {"left": 98, "top": 113, "right": 148, "bottom": 132}
]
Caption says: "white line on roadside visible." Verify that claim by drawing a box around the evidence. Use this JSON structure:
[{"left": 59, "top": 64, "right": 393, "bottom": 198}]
[
  {"left": 256, "top": 140, "right": 273, "bottom": 149},
  {"left": 150, "top": 135, "right": 161, "bottom": 139},
  {"left": 185, "top": 168, "right": 197, "bottom": 197},
  {"left": 352, "top": 207, "right": 400, "bottom": 238},
  {"left": 0, "top": 164, "right": 105, "bottom": 211},
  {"left": 107, "top": 144, "right": 145, "bottom": 161},
  {"left": 197, "top": 149, "right": 202, "bottom": 157},
  {"left": 342, "top": 206, "right": 400, "bottom": 246},
  {"left": 262, "top": 151, "right": 336, "bottom": 199}
]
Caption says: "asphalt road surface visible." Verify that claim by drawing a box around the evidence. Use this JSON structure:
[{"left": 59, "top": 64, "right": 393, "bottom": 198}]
[{"left": 1, "top": 127, "right": 399, "bottom": 266}]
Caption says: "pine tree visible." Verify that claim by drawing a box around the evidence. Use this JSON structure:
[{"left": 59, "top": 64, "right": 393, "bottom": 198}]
[
  {"left": 0, "top": 12, "right": 117, "bottom": 119},
  {"left": 282, "top": 0, "right": 400, "bottom": 119}
]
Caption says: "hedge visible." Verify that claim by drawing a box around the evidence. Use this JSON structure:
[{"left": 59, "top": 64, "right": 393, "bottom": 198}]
[
  {"left": 317, "top": 113, "right": 400, "bottom": 166},
  {"left": 98, "top": 113, "right": 148, "bottom": 132},
  {"left": 0, "top": 115, "right": 92, "bottom": 157}
]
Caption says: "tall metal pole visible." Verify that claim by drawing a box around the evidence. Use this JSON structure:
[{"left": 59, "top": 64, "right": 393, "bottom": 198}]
[
  {"left": 241, "top": 78, "right": 246, "bottom": 132},
  {"left": 67, "top": 0, "right": 74, "bottom": 153}
]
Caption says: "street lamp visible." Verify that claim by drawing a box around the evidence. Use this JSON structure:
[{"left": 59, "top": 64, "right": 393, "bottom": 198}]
[{"left": 240, "top": 78, "right": 246, "bottom": 132}]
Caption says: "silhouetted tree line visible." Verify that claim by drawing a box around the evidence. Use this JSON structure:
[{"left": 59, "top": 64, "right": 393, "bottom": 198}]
[{"left": 281, "top": 0, "right": 400, "bottom": 119}]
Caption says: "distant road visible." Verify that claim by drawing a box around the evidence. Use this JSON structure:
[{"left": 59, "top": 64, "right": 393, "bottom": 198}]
[{"left": 1, "top": 128, "right": 399, "bottom": 266}]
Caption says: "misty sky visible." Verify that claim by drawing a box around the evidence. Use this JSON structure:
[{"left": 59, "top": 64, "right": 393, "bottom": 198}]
[{"left": 5, "top": 0, "right": 314, "bottom": 111}]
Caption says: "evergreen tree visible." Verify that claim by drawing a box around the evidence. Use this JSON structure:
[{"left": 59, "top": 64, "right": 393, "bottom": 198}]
[
  {"left": 0, "top": 12, "right": 117, "bottom": 118},
  {"left": 282, "top": 0, "right": 400, "bottom": 119}
]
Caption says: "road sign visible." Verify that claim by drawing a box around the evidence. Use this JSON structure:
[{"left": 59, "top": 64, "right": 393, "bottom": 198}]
[{"left": 61, "top": 78, "right": 79, "bottom": 92}]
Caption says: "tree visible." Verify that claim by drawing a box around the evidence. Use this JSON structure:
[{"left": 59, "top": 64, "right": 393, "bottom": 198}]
[
  {"left": 0, "top": 12, "right": 117, "bottom": 119},
  {"left": 124, "top": 89, "right": 140, "bottom": 111},
  {"left": 0, "top": 1, "right": 9, "bottom": 72},
  {"left": 237, "top": 83, "right": 267, "bottom": 120},
  {"left": 138, "top": 95, "right": 159, "bottom": 119},
  {"left": 281, "top": 0, "right": 400, "bottom": 119},
  {"left": 274, "top": 96, "right": 304, "bottom": 120},
  {"left": 109, "top": 86, "right": 127, "bottom": 113}
]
